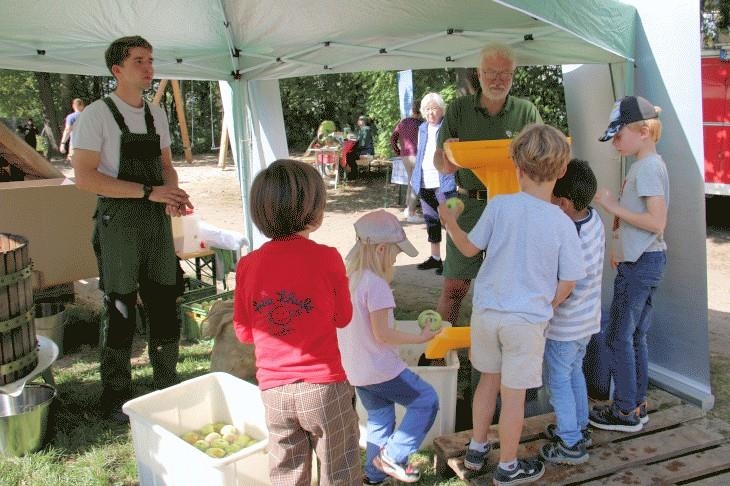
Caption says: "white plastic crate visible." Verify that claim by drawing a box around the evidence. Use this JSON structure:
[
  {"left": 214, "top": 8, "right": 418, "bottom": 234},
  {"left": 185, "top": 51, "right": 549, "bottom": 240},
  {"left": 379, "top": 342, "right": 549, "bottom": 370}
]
[
  {"left": 122, "top": 372, "right": 271, "bottom": 486},
  {"left": 354, "top": 320, "right": 460, "bottom": 447}
]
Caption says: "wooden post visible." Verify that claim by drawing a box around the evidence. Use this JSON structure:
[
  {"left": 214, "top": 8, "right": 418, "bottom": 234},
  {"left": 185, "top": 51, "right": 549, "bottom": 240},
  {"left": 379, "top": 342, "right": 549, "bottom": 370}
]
[
  {"left": 152, "top": 79, "right": 169, "bottom": 105},
  {"left": 217, "top": 122, "right": 229, "bottom": 169},
  {"left": 170, "top": 80, "right": 193, "bottom": 163}
]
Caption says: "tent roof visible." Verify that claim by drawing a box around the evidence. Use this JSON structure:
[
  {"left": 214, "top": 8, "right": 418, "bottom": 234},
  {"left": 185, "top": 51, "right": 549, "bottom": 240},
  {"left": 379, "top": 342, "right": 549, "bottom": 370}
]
[{"left": 0, "top": 0, "right": 636, "bottom": 81}]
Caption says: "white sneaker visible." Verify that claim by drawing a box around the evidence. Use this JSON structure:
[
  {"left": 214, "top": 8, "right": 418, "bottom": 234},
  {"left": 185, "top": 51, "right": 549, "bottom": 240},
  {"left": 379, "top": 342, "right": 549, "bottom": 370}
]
[{"left": 406, "top": 215, "right": 425, "bottom": 224}]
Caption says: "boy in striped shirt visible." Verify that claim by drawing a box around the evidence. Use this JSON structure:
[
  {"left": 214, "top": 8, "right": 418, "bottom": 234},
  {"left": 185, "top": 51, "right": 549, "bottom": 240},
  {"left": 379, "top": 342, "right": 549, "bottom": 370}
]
[{"left": 540, "top": 159, "right": 605, "bottom": 465}]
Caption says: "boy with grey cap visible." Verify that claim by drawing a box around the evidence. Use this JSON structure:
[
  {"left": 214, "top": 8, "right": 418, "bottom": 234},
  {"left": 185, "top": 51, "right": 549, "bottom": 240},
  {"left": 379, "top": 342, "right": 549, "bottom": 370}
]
[{"left": 589, "top": 95, "right": 669, "bottom": 432}]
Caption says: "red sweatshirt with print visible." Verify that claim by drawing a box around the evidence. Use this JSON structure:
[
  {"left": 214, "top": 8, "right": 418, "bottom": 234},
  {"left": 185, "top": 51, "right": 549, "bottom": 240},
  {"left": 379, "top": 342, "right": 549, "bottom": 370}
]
[{"left": 233, "top": 235, "right": 353, "bottom": 390}]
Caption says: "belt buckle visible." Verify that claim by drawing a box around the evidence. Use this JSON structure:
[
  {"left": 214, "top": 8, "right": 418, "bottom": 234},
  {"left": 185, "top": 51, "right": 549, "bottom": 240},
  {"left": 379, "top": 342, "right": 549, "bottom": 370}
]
[{"left": 475, "top": 189, "right": 488, "bottom": 200}]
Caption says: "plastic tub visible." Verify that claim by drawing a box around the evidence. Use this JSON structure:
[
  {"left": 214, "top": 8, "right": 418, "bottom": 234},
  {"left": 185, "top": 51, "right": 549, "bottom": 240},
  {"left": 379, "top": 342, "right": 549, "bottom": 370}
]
[
  {"left": 123, "top": 372, "right": 271, "bottom": 486},
  {"left": 354, "top": 320, "right": 459, "bottom": 447}
]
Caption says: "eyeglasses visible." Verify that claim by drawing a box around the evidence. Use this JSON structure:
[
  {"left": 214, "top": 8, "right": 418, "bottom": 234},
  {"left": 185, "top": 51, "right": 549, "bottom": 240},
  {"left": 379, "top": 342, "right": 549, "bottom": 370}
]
[
  {"left": 482, "top": 69, "right": 514, "bottom": 81},
  {"left": 423, "top": 105, "right": 442, "bottom": 113}
]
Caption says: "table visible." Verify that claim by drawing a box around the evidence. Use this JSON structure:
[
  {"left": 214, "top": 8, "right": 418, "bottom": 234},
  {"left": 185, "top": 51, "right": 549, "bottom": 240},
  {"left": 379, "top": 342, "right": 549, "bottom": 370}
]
[
  {"left": 310, "top": 147, "right": 341, "bottom": 189},
  {"left": 177, "top": 249, "right": 217, "bottom": 286}
]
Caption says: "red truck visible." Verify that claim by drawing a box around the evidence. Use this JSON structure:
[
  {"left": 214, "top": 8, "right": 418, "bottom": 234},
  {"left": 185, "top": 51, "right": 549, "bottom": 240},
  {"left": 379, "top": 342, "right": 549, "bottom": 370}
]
[{"left": 702, "top": 50, "right": 730, "bottom": 196}]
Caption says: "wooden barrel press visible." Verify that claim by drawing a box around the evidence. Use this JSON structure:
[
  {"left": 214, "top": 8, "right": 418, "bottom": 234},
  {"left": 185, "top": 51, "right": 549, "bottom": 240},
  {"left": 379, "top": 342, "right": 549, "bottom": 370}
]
[{"left": 0, "top": 234, "right": 38, "bottom": 386}]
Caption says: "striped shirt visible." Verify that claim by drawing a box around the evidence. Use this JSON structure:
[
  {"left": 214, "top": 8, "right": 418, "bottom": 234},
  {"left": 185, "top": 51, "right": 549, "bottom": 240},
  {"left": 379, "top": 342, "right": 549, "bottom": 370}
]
[{"left": 546, "top": 207, "right": 605, "bottom": 341}]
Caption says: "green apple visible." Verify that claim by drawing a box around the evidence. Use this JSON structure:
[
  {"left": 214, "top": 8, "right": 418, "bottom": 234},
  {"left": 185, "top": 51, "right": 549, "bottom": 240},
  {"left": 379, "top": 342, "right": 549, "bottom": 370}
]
[
  {"left": 180, "top": 431, "right": 200, "bottom": 444},
  {"left": 199, "top": 423, "right": 215, "bottom": 435},
  {"left": 225, "top": 443, "right": 242, "bottom": 455},
  {"left": 193, "top": 439, "right": 209, "bottom": 451},
  {"left": 235, "top": 434, "right": 251, "bottom": 447},
  {"left": 206, "top": 447, "right": 226, "bottom": 458},
  {"left": 417, "top": 310, "right": 443, "bottom": 331},
  {"left": 211, "top": 438, "right": 230, "bottom": 449},
  {"left": 212, "top": 422, "right": 227, "bottom": 433},
  {"left": 220, "top": 424, "right": 238, "bottom": 437},
  {"left": 445, "top": 197, "right": 464, "bottom": 213},
  {"left": 204, "top": 432, "right": 222, "bottom": 443}
]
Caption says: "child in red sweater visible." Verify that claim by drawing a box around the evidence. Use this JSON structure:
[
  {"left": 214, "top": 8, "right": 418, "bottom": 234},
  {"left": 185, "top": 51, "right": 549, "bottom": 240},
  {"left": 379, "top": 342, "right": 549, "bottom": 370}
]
[{"left": 233, "top": 159, "right": 361, "bottom": 485}]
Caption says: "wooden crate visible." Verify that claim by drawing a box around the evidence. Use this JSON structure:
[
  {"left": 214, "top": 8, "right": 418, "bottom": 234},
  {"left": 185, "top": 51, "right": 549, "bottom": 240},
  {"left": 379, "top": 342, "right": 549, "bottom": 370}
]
[{"left": 432, "top": 387, "right": 730, "bottom": 485}]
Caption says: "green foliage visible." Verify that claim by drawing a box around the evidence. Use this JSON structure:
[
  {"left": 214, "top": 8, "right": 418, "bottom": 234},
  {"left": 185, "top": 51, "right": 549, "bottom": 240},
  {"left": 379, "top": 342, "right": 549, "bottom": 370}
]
[
  {"left": 512, "top": 65, "right": 567, "bottom": 134},
  {"left": 0, "top": 70, "right": 44, "bottom": 121}
]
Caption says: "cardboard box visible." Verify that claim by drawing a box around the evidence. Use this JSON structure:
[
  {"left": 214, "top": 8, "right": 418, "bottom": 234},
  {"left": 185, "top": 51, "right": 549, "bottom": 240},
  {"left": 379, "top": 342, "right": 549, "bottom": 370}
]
[
  {"left": 354, "top": 320, "right": 460, "bottom": 447},
  {"left": 122, "top": 372, "right": 272, "bottom": 486},
  {"left": 0, "top": 178, "right": 97, "bottom": 288}
]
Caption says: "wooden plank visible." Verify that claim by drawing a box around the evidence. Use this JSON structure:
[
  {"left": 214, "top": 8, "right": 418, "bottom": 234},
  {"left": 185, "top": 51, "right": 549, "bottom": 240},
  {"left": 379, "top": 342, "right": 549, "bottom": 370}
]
[
  {"left": 687, "top": 471, "right": 730, "bottom": 485},
  {"left": 171, "top": 80, "right": 193, "bottom": 163},
  {"left": 582, "top": 443, "right": 730, "bottom": 485},
  {"left": 0, "top": 122, "right": 64, "bottom": 179},
  {"left": 456, "top": 405, "right": 706, "bottom": 484},
  {"left": 217, "top": 121, "right": 228, "bottom": 169},
  {"left": 537, "top": 418, "right": 727, "bottom": 485},
  {"left": 152, "top": 79, "right": 169, "bottom": 105}
]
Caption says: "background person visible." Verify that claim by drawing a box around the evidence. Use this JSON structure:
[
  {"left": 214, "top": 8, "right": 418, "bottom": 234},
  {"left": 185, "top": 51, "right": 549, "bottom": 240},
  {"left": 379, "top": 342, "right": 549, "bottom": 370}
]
[
  {"left": 60, "top": 98, "right": 85, "bottom": 164},
  {"left": 73, "top": 35, "right": 192, "bottom": 423},
  {"left": 410, "top": 92, "right": 453, "bottom": 274},
  {"left": 390, "top": 102, "right": 422, "bottom": 220},
  {"left": 434, "top": 42, "right": 542, "bottom": 327}
]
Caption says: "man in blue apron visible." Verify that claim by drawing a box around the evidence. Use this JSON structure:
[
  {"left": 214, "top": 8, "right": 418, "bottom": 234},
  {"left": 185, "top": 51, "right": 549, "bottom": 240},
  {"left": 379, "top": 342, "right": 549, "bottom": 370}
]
[{"left": 73, "top": 36, "right": 193, "bottom": 423}]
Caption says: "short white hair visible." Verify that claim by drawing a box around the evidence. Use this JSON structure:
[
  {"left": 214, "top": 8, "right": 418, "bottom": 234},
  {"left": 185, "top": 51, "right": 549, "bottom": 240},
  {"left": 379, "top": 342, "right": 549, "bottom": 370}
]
[
  {"left": 480, "top": 43, "right": 516, "bottom": 66},
  {"left": 420, "top": 92, "right": 446, "bottom": 113}
]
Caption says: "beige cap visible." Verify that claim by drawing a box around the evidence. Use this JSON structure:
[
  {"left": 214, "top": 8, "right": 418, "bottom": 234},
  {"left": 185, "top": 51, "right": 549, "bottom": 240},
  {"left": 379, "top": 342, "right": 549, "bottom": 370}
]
[{"left": 347, "top": 209, "right": 418, "bottom": 259}]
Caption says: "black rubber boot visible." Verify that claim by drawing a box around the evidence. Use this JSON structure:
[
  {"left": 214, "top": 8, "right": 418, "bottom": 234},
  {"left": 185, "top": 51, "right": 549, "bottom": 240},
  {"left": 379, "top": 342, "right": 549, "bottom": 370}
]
[
  {"left": 99, "top": 346, "right": 133, "bottom": 424},
  {"left": 149, "top": 340, "right": 180, "bottom": 390}
]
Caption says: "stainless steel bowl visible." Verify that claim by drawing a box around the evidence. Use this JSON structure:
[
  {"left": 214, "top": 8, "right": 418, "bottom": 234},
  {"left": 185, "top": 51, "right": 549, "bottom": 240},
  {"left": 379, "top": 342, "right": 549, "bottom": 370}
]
[{"left": 0, "top": 383, "right": 56, "bottom": 456}]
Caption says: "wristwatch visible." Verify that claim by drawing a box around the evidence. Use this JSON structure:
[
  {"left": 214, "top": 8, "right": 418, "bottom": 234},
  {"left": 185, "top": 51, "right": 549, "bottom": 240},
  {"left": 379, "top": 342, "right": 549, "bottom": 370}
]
[{"left": 142, "top": 184, "right": 153, "bottom": 200}]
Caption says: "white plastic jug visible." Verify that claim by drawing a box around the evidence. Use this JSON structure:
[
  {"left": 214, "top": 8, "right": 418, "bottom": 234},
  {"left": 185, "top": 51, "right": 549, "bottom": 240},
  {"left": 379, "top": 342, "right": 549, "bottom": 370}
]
[{"left": 171, "top": 210, "right": 204, "bottom": 254}]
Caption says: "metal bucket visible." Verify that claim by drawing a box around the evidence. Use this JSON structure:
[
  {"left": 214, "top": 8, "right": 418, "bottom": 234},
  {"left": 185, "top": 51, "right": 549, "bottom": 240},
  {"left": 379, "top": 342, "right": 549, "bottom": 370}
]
[
  {"left": 0, "top": 383, "right": 56, "bottom": 456},
  {"left": 35, "top": 303, "right": 66, "bottom": 357}
]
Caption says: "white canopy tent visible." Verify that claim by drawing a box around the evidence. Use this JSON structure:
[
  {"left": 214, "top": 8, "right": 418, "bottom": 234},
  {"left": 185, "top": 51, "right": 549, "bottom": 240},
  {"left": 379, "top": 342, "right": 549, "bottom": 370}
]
[{"left": 0, "top": 0, "right": 712, "bottom": 408}]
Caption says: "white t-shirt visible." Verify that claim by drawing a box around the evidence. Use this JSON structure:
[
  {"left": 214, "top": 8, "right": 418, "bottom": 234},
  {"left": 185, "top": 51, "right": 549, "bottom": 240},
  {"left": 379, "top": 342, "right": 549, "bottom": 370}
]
[
  {"left": 337, "top": 270, "right": 407, "bottom": 386},
  {"left": 421, "top": 124, "right": 441, "bottom": 189},
  {"left": 74, "top": 92, "right": 171, "bottom": 179},
  {"left": 468, "top": 191, "right": 587, "bottom": 324}
]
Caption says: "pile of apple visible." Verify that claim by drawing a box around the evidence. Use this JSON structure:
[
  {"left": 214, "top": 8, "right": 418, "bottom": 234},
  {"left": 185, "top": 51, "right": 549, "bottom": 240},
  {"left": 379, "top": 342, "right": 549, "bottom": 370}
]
[
  {"left": 189, "top": 294, "right": 233, "bottom": 312},
  {"left": 179, "top": 422, "right": 259, "bottom": 458}
]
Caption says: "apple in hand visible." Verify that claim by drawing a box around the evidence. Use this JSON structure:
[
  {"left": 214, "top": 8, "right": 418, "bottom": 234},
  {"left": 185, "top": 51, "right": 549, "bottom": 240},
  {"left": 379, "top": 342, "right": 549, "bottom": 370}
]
[
  {"left": 417, "top": 310, "right": 443, "bottom": 332},
  {"left": 445, "top": 197, "right": 464, "bottom": 214}
]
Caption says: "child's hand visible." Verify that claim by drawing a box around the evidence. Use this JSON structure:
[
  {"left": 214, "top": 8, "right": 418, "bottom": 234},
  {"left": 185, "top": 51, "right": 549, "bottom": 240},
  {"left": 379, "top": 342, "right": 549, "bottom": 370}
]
[
  {"left": 594, "top": 188, "right": 618, "bottom": 214},
  {"left": 437, "top": 201, "right": 457, "bottom": 229},
  {"left": 419, "top": 326, "right": 441, "bottom": 343}
]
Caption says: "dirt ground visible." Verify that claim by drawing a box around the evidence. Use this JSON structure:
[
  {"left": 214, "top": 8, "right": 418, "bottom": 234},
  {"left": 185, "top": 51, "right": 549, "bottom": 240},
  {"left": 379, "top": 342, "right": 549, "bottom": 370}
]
[{"left": 56, "top": 153, "right": 730, "bottom": 362}]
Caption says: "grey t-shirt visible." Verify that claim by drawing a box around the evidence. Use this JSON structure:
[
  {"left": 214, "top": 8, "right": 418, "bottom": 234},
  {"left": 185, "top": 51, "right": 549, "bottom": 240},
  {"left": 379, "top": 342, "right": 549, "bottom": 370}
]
[
  {"left": 618, "top": 153, "right": 669, "bottom": 262},
  {"left": 468, "top": 192, "right": 586, "bottom": 324}
]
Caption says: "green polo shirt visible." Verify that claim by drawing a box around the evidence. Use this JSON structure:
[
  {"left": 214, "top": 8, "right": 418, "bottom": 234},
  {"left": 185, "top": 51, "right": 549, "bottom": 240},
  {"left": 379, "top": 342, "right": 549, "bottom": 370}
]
[{"left": 437, "top": 91, "right": 542, "bottom": 190}]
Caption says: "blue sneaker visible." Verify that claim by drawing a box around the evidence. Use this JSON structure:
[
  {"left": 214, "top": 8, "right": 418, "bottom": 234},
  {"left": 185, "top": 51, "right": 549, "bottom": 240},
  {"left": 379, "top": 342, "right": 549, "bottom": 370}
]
[
  {"left": 589, "top": 403, "right": 642, "bottom": 432},
  {"left": 463, "top": 441, "right": 492, "bottom": 471},
  {"left": 544, "top": 423, "right": 593, "bottom": 448},
  {"left": 492, "top": 458, "right": 545, "bottom": 485}
]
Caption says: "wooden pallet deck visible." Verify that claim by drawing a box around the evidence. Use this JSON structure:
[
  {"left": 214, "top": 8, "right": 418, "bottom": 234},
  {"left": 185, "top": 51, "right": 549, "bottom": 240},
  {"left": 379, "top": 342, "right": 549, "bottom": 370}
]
[{"left": 432, "top": 388, "right": 730, "bottom": 485}]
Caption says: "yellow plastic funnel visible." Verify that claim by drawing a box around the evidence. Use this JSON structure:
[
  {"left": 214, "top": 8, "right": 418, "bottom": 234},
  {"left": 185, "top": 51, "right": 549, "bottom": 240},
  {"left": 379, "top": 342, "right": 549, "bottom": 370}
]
[
  {"left": 425, "top": 327, "right": 471, "bottom": 359},
  {"left": 444, "top": 138, "right": 571, "bottom": 200},
  {"left": 443, "top": 139, "right": 518, "bottom": 200}
]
